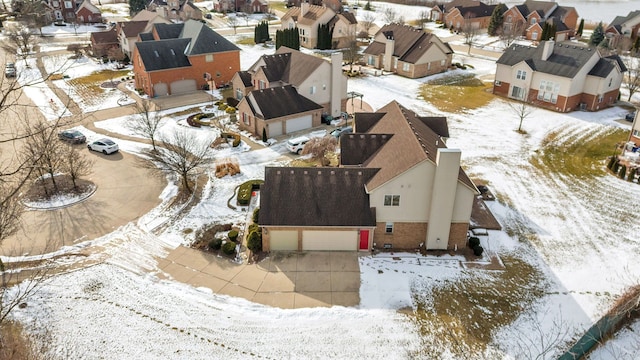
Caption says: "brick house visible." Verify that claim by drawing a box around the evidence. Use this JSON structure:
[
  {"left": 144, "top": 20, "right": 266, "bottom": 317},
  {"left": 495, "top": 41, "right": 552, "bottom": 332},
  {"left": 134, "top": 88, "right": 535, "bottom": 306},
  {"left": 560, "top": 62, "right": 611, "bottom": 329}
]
[
  {"left": 133, "top": 20, "right": 241, "bottom": 97},
  {"left": 148, "top": 0, "right": 204, "bottom": 21},
  {"left": 75, "top": 0, "right": 101, "bottom": 24},
  {"left": 90, "top": 27, "right": 118, "bottom": 57},
  {"left": 605, "top": 11, "right": 640, "bottom": 50},
  {"left": 494, "top": 40, "right": 626, "bottom": 112},
  {"left": 430, "top": 0, "right": 499, "bottom": 31},
  {"left": 258, "top": 100, "right": 477, "bottom": 252},
  {"left": 502, "top": 0, "right": 579, "bottom": 42},
  {"left": 362, "top": 23, "right": 453, "bottom": 79},
  {"left": 231, "top": 47, "right": 347, "bottom": 122},
  {"left": 236, "top": 85, "right": 324, "bottom": 138},
  {"left": 43, "top": 0, "right": 83, "bottom": 23}
]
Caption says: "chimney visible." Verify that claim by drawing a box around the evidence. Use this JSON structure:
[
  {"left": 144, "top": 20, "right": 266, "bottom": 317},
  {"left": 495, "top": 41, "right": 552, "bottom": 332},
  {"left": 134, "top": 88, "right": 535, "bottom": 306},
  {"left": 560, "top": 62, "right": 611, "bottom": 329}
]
[
  {"left": 426, "top": 148, "right": 461, "bottom": 250},
  {"left": 541, "top": 39, "right": 554, "bottom": 61},
  {"left": 384, "top": 32, "right": 395, "bottom": 72},
  {"left": 330, "top": 52, "right": 343, "bottom": 117},
  {"left": 301, "top": 1, "right": 309, "bottom": 17}
]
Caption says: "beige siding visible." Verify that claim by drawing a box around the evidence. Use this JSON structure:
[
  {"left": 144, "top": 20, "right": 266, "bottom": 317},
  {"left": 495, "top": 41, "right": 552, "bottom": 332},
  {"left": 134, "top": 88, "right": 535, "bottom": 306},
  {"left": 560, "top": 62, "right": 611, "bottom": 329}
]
[
  {"left": 451, "top": 182, "right": 476, "bottom": 222},
  {"left": 298, "top": 62, "right": 332, "bottom": 106}
]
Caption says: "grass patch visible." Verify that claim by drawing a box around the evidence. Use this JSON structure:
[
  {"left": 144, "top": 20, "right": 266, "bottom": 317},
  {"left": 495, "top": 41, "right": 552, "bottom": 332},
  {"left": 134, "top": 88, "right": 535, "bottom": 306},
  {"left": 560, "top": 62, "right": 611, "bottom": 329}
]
[
  {"left": 420, "top": 73, "right": 494, "bottom": 113},
  {"left": 530, "top": 127, "right": 628, "bottom": 178},
  {"left": 269, "top": 2, "right": 287, "bottom": 12},
  {"left": 236, "top": 37, "right": 256, "bottom": 45},
  {"left": 410, "top": 255, "right": 546, "bottom": 357},
  {"left": 67, "top": 69, "right": 130, "bottom": 96}
]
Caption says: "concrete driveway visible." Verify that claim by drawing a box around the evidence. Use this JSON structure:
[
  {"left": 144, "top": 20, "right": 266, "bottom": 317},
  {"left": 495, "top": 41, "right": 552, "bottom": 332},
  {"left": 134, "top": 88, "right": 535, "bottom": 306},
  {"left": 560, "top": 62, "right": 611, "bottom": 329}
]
[{"left": 157, "top": 247, "right": 361, "bottom": 309}]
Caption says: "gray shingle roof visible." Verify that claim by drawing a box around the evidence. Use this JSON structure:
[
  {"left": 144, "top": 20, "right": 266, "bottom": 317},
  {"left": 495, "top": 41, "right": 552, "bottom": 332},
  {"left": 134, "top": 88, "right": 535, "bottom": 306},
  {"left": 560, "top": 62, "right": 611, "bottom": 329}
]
[
  {"left": 154, "top": 23, "right": 184, "bottom": 39},
  {"left": 363, "top": 23, "right": 450, "bottom": 64},
  {"left": 497, "top": 41, "right": 597, "bottom": 78},
  {"left": 136, "top": 38, "right": 191, "bottom": 71},
  {"left": 259, "top": 167, "right": 379, "bottom": 227},
  {"left": 588, "top": 55, "right": 627, "bottom": 77},
  {"left": 180, "top": 20, "right": 239, "bottom": 55},
  {"left": 246, "top": 85, "right": 322, "bottom": 120},
  {"left": 139, "top": 32, "right": 154, "bottom": 41},
  {"left": 236, "top": 70, "right": 253, "bottom": 87}
]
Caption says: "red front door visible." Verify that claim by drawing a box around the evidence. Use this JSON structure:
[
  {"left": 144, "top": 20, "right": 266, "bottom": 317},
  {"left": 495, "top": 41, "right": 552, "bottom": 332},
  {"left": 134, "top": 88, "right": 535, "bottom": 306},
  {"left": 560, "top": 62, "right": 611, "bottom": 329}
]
[{"left": 359, "top": 230, "right": 369, "bottom": 250}]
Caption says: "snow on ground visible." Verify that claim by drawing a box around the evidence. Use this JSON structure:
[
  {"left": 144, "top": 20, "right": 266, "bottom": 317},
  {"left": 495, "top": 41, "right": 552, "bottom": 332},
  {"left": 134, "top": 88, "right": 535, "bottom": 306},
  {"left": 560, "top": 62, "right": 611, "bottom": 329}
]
[{"left": 14, "top": 57, "right": 71, "bottom": 121}]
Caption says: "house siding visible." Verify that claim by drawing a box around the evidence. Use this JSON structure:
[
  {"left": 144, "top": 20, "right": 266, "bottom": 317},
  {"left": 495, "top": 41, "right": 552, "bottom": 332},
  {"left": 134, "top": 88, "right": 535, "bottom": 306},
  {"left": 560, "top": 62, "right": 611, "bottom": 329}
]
[{"left": 237, "top": 102, "right": 323, "bottom": 138}]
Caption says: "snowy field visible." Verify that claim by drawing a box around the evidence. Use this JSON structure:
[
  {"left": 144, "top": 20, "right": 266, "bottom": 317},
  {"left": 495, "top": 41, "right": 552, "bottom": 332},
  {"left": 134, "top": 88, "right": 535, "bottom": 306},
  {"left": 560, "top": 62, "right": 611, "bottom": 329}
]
[{"left": 3, "top": 1, "right": 640, "bottom": 358}]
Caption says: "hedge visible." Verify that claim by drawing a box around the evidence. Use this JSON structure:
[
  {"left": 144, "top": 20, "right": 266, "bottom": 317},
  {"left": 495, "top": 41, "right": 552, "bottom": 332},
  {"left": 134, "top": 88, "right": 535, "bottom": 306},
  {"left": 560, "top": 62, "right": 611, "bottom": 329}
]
[
  {"left": 237, "top": 180, "right": 264, "bottom": 205},
  {"left": 221, "top": 132, "right": 241, "bottom": 147},
  {"left": 222, "top": 241, "right": 236, "bottom": 255}
]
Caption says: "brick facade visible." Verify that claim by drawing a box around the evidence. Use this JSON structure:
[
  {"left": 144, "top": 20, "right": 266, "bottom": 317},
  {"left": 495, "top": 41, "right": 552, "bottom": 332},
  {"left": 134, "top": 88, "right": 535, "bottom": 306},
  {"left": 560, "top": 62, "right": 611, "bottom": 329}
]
[
  {"left": 373, "top": 222, "right": 428, "bottom": 250},
  {"left": 448, "top": 223, "right": 470, "bottom": 250},
  {"left": 237, "top": 101, "right": 323, "bottom": 138}
]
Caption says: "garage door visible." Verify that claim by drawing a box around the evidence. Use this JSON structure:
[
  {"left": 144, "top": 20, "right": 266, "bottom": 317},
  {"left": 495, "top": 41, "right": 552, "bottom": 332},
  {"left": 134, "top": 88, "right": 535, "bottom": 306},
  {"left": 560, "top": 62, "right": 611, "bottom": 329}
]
[
  {"left": 267, "top": 122, "right": 283, "bottom": 137},
  {"left": 153, "top": 83, "right": 169, "bottom": 97},
  {"left": 170, "top": 79, "right": 197, "bottom": 95},
  {"left": 302, "top": 230, "right": 357, "bottom": 251},
  {"left": 285, "top": 115, "right": 312, "bottom": 134},
  {"left": 269, "top": 230, "right": 298, "bottom": 251}
]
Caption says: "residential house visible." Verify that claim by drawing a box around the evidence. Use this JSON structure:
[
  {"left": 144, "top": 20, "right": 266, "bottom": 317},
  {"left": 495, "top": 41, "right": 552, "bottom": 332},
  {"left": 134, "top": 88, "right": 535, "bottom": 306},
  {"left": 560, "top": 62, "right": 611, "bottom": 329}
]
[
  {"left": 430, "top": 0, "right": 498, "bottom": 30},
  {"left": 629, "top": 112, "right": 640, "bottom": 147},
  {"left": 44, "top": 0, "right": 83, "bottom": 23},
  {"left": 148, "top": 0, "right": 204, "bottom": 21},
  {"left": 133, "top": 20, "right": 241, "bottom": 97},
  {"left": 605, "top": 11, "right": 640, "bottom": 50},
  {"left": 494, "top": 40, "right": 627, "bottom": 112},
  {"left": 362, "top": 23, "right": 453, "bottom": 79},
  {"left": 328, "top": 11, "right": 357, "bottom": 48},
  {"left": 90, "top": 27, "right": 118, "bottom": 57},
  {"left": 117, "top": 12, "right": 171, "bottom": 59},
  {"left": 75, "top": 0, "right": 101, "bottom": 24},
  {"left": 501, "top": 0, "right": 579, "bottom": 42},
  {"left": 231, "top": 47, "right": 347, "bottom": 121},
  {"left": 249, "top": 0, "right": 269, "bottom": 13},
  {"left": 280, "top": 3, "right": 336, "bottom": 49},
  {"left": 237, "top": 85, "right": 324, "bottom": 138},
  {"left": 258, "top": 100, "right": 477, "bottom": 252}
]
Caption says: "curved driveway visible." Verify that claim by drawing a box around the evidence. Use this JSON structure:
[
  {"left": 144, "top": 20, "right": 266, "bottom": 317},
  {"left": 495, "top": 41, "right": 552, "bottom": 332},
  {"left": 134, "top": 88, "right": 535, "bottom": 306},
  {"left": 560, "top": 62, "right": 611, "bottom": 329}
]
[{"left": 0, "top": 150, "right": 165, "bottom": 257}]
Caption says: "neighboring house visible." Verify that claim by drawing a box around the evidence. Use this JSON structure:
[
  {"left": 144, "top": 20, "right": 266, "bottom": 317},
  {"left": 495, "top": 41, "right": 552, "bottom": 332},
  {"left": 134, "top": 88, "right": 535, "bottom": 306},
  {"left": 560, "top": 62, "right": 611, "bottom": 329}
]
[
  {"left": 133, "top": 20, "right": 241, "bottom": 97},
  {"left": 90, "top": 27, "right": 118, "bottom": 57},
  {"left": 117, "top": 12, "right": 171, "bottom": 59},
  {"left": 502, "top": 0, "right": 579, "bottom": 42},
  {"left": 258, "top": 100, "right": 477, "bottom": 252},
  {"left": 362, "top": 23, "right": 453, "bottom": 79},
  {"left": 44, "top": 0, "right": 83, "bottom": 23},
  {"left": 148, "top": 0, "right": 204, "bottom": 21},
  {"left": 236, "top": 85, "right": 324, "bottom": 138},
  {"left": 605, "top": 11, "right": 640, "bottom": 50},
  {"left": 328, "top": 11, "right": 357, "bottom": 48},
  {"left": 231, "top": 47, "right": 347, "bottom": 120},
  {"left": 281, "top": 3, "right": 336, "bottom": 49},
  {"left": 629, "top": 114, "right": 640, "bottom": 147},
  {"left": 249, "top": 0, "right": 269, "bottom": 13},
  {"left": 430, "top": 0, "right": 498, "bottom": 30},
  {"left": 430, "top": 0, "right": 479, "bottom": 21},
  {"left": 494, "top": 40, "right": 627, "bottom": 112},
  {"left": 75, "top": 0, "right": 102, "bottom": 24}
]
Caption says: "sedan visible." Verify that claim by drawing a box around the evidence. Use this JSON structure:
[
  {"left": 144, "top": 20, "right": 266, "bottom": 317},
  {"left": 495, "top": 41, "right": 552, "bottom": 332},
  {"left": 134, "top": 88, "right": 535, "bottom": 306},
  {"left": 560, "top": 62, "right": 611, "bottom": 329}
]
[
  {"left": 88, "top": 138, "right": 119, "bottom": 155},
  {"left": 58, "top": 129, "right": 86, "bottom": 144}
]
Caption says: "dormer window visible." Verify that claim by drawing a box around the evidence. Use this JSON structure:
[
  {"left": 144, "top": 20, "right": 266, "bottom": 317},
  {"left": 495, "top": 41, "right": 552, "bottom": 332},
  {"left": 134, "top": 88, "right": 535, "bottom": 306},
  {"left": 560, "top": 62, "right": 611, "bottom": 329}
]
[{"left": 531, "top": 18, "right": 537, "bottom": 25}]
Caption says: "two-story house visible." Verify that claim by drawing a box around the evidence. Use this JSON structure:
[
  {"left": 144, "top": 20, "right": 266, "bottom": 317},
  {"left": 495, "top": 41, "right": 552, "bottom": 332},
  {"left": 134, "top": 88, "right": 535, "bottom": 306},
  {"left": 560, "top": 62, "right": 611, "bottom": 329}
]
[
  {"left": 280, "top": 3, "right": 339, "bottom": 49},
  {"left": 148, "top": 0, "right": 204, "bottom": 22},
  {"left": 605, "top": 11, "right": 640, "bottom": 50},
  {"left": 501, "top": 0, "right": 579, "bottom": 42},
  {"left": 430, "top": 0, "right": 499, "bottom": 31},
  {"left": 133, "top": 20, "right": 241, "bottom": 97},
  {"left": 45, "top": 0, "right": 83, "bottom": 23},
  {"left": 117, "top": 11, "right": 171, "bottom": 59},
  {"left": 494, "top": 40, "right": 626, "bottom": 112},
  {"left": 362, "top": 23, "right": 453, "bottom": 79},
  {"left": 75, "top": 0, "right": 101, "bottom": 24},
  {"left": 258, "top": 100, "right": 478, "bottom": 252}
]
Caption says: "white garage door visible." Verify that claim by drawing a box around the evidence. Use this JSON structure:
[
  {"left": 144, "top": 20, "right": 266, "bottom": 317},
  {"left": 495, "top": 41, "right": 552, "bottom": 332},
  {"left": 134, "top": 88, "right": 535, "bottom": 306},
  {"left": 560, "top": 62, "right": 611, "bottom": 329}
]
[
  {"left": 285, "top": 115, "right": 312, "bottom": 134},
  {"left": 269, "top": 230, "right": 298, "bottom": 251},
  {"left": 267, "top": 122, "right": 283, "bottom": 137},
  {"left": 302, "top": 230, "right": 357, "bottom": 251},
  {"left": 170, "top": 79, "right": 197, "bottom": 95},
  {"left": 153, "top": 83, "right": 169, "bottom": 96}
]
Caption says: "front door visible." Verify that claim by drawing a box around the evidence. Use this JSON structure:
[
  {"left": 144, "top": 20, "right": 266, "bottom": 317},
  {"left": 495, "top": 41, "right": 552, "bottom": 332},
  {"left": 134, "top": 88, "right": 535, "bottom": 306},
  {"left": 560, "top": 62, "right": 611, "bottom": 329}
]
[{"left": 359, "top": 230, "right": 369, "bottom": 250}]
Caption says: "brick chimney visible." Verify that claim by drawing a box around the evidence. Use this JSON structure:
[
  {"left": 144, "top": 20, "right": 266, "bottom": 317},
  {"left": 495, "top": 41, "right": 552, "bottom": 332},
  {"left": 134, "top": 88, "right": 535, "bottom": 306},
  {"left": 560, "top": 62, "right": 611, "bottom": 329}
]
[{"left": 541, "top": 39, "right": 555, "bottom": 61}]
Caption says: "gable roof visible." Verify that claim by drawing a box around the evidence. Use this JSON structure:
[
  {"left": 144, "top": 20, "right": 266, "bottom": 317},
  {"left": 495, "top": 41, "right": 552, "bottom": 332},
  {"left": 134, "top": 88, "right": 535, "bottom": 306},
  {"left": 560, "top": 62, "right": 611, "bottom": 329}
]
[
  {"left": 281, "top": 4, "right": 335, "bottom": 25},
  {"left": 153, "top": 23, "right": 185, "bottom": 39},
  {"left": 496, "top": 41, "right": 598, "bottom": 78},
  {"left": 141, "top": 20, "right": 239, "bottom": 55},
  {"left": 607, "top": 10, "right": 640, "bottom": 33},
  {"left": 236, "top": 70, "right": 253, "bottom": 87},
  {"left": 456, "top": 3, "right": 497, "bottom": 18},
  {"left": 91, "top": 27, "right": 118, "bottom": 44},
  {"left": 245, "top": 85, "right": 322, "bottom": 120},
  {"left": 343, "top": 101, "right": 474, "bottom": 191},
  {"left": 259, "top": 167, "right": 378, "bottom": 227},
  {"left": 249, "top": 46, "right": 325, "bottom": 86},
  {"left": 363, "top": 23, "right": 452, "bottom": 64},
  {"left": 135, "top": 38, "right": 192, "bottom": 71},
  {"left": 120, "top": 21, "right": 149, "bottom": 37},
  {"left": 588, "top": 55, "right": 627, "bottom": 77},
  {"left": 132, "top": 9, "right": 163, "bottom": 22},
  {"left": 76, "top": 0, "right": 100, "bottom": 14}
]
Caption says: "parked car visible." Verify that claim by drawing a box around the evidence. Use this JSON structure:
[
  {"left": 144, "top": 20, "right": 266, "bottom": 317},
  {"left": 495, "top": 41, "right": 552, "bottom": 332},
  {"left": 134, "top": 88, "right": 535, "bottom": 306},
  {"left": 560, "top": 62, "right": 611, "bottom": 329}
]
[
  {"left": 58, "top": 129, "right": 86, "bottom": 144},
  {"left": 321, "top": 113, "right": 333, "bottom": 125},
  {"left": 286, "top": 136, "right": 310, "bottom": 154},
  {"left": 625, "top": 111, "right": 636, "bottom": 122},
  {"left": 88, "top": 138, "right": 119, "bottom": 154},
  {"left": 205, "top": 13, "right": 212, "bottom": 19},
  {"left": 5, "top": 62, "right": 16, "bottom": 78},
  {"left": 330, "top": 126, "right": 353, "bottom": 138}
]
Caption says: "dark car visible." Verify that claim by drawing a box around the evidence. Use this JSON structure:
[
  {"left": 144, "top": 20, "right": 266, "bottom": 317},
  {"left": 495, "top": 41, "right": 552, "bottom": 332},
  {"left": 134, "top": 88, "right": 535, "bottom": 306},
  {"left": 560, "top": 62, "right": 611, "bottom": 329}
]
[
  {"left": 330, "top": 126, "right": 353, "bottom": 138},
  {"left": 205, "top": 13, "right": 212, "bottom": 19},
  {"left": 321, "top": 113, "right": 333, "bottom": 125},
  {"left": 625, "top": 111, "right": 636, "bottom": 122},
  {"left": 58, "top": 129, "right": 86, "bottom": 144}
]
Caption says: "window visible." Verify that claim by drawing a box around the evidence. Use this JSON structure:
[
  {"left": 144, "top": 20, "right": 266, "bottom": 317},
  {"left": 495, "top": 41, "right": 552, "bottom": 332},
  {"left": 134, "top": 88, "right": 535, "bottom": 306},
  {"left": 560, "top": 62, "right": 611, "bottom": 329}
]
[
  {"left": 532, "top": 31, "right": 538, "bottom": 40},
  {"left": 440, "top": 59, "right": 445, "bottom": 66},
  {"left": 609, "top": 78, "right": 613, "bottom": 87},
  {"left": 242, "top": 113, "right": 250, "bottom": 126},
  {"left": 537, "top": 80, "right": 559, "bottom": 103},
  {"left": 310, "top": 86, "right": 316, "bottom": 94},
  {"left": 402, "top": 62, "right": 410, "bottom": 72},
  {"left": 368, "top": 55, "right": 375, "bottom": 65},
  {"left": 385, "top": 222, "right": 394, "bottom": 234},
  {"left": 427, "top": 62, "right": 431, "bottom": 71},
  {"left": 384, "top": 195, "right": 400, "bottom": 206},
  {"left": 507, "top": 15, "right": 512, "bottom": 23},
  {"left": 64, "top": 1, "right": 71, "bottom": 8},
  {"left": 598, "top": 94, "right": 604, "bottom": 103},
  {"left": 511, "top": 86, "right": 525, "bottom": 99},
  {"left": 495, "top": 80, "right": 502, "bottom": 86},
  {"left": 633, "top": 129, "right": 640, "bottom": 137},
  {"left": 516, "top": 70, "right": 527, "bottom": 80},
  {"left": 393, "top": 58, "right": 398, "bottom": 70},
  {"left": 259, "top": 80, "right": 266, "bottom": 89},
  {"left": 235, "top": 89, "right": 243, "bottom": 100},
  {"left": 531, "top": 18, "right": 537, "bottom": 24},
  {"left": 205, "top": 54, "right": 213, "bottom": 62}
]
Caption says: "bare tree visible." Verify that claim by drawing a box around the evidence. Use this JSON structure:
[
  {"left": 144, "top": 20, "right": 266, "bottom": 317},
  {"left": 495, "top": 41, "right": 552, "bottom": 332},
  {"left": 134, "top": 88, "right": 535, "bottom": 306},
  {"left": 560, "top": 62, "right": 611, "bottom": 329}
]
[
  {"left": 127, "top": 101, "right": 164, "bottom": 150},
  {"left": 344, "top": 40, "right": 361, "bottom": 71},
  {"left": 360, "top": 12, "right": 376, "bottom": 38},
  {"left": 3, "top": 24, "right": 36, "bottom": 61},
  {"left": 418, "top": 10, "right": 430, "bottom": 29},
  {"left": 61, "top": 144, "right": 94, "bottom": 189},
  {"left": 624, "top": 56, "right": 640, "bottom": 101},
  {"left": 301, "top": 136, "right": 337, "bottom": 166},
  {"left": 507, "top": 91, "right": 535, "bottom": 133},
  {"left": 502, "top": 308, "right": 573, "bottom": 360},
  {"left": 227, "top": 15, "right": 239, "bottom": 35},
  {"left": 500, "top": 21, "right": 526, "bottom": 49},
  {"left": 461, "top": 15, "right": 479, "bottom": 55},
  {"left": 143, "top": 129, "right": 211, "bottom": 193},
  {"left": 21, "top": 121, "right": 66, "bottom": 195},
  {"left": 383, "top": 7, "right": 397, "bottom": 24}
]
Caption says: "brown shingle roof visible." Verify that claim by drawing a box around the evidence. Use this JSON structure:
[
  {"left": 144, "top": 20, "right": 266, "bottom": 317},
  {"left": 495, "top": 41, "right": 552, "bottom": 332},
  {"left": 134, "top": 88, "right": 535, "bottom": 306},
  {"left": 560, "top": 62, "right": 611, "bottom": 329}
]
[
  {"left": 281, "top": 4, "right": 334, "bottom": 25},
  {"left": 249, "top": 46, "right": 325, "bottom": 87},
  {"left": 91, "top": 27, "right": 118, "bottom": 44},
  {"left": 259, "top": 167, "right": 379, "bottom": 227},
  {"left": 245, "top": 85, "right": 322, "bottom": 120},
  {"left": 120, "top": 21, "right": 149, "bottom": 37},
  {"left": 363, "top": 23, "right": 451, "bottom": 64}
]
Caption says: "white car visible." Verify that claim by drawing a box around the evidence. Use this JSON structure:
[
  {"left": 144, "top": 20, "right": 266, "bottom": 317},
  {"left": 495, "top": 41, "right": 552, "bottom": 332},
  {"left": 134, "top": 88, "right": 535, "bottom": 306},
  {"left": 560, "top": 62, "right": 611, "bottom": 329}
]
[
  {"left": 286, "top": 136, "right": 310, "bottom": 154},
  {"left": 88, "top": 138, "right": 119, "bottom": 155}
]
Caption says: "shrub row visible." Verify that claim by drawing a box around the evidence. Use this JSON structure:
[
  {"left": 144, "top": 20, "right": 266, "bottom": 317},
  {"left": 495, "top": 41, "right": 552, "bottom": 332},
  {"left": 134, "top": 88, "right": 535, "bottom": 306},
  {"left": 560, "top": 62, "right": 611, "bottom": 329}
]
[
  {"left": 237, "top": 180, "right": 263, "bottom": 205},
  {"left": 246, "top": 223, "right": 262, "bottom": 253},
  {"left": 221, "top": 132, "right": 241, "bottom": 147}
]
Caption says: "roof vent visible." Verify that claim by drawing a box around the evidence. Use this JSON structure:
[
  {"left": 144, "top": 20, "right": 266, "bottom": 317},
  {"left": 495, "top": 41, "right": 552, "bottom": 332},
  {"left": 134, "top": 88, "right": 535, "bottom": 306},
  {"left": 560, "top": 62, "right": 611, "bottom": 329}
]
[
  {"left": 331, "top": 170, "right": 335, "bottom": 175},
  {"left": 303, "top": 170, "right": 308, "bottom": 174},
  {"left": 358, "top": 171, "right": 362, "bottom": 175},
  {"left": 154, "top": 50, "right": 159, "bottom": 57},
  {"left": 290, "top": 170, "right": 294, "bottom": 174},
  {"left": 170, "top": 49, "right": 175, "bottom": 55}
]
